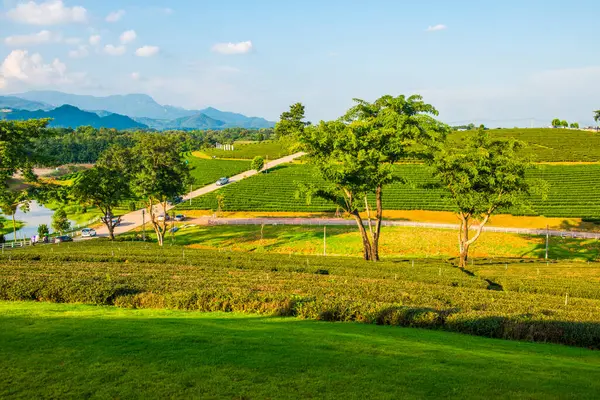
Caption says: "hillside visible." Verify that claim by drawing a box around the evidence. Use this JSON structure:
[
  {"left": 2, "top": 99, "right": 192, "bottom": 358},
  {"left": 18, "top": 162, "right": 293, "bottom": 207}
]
[
  {"left": 1, "top": 105, "right": 147, "bottom": 130},
  {"left": 0, "top": 96, "right": 52, "bottom": 111}
]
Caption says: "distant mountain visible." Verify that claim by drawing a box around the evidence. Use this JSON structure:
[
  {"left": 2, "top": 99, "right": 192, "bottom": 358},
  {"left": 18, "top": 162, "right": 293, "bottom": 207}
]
[
  {"left": 0, "top": 96, "right": 53, "bottom": 111},
  {"left": 7, "top": 91, "right": 275, "bottom": 129},
  {"left": 12, "top": 91, "right": 194, "bottom": 120},
  {"left": 200, "top": 107, "right": 274, "bottom": 129},
  {"left": 1, "top": 105, "right": 147, "bottom": 130}
]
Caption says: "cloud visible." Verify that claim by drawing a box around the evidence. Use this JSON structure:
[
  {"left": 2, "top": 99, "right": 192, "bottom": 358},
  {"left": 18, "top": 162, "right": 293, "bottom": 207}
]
[
  {"left": 4, "top": 30, "right": 61, "bottom": 46},
  {"left": 65, "top": 37, "right": 82, "bottom": 45},
  {"left": 426, "top": 24, "right": 447, "bottom": 32},
  {"left": 0, "top": 49, "right": 68, "bottom": 85},
  {"left": 6, "top": 0, "right": 87, "bottom": 25},
  {"left": 106, "top": 9, "right": 125, "bottom": 23},
  {"left": 211, "top": 40, "right": 253, "bottom": 55},
  {"left": 135, "top": 45, "right": 159, "bottom": 57},
  {"left": 104, "top": 44, "right": 126, "bottom": 56},
  {"left": 131, "top": 72, "right": 140, "bottom": 80},
  {"left": 119, "top": 30, "right": 136, "bottom": 44},
  {"left": 68, "top": 45, "right": 88, "bottom": 58},
  {"left": 89, "top": 34, "right": 101, "bottom": 45}
]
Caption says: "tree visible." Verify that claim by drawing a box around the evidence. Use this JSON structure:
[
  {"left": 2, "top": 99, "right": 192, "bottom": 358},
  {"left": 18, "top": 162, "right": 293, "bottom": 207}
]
[
  {"left": 37, "top": 224, "right": 50, "bottom": 238},
  {"left": 71, "top": 166, "right": 131, "bottom": 240},
  {"left": 0, "top": 190, "right": 30, "bottom": 241},
  {"left": 131, "top": 135, "right": 192, "bottom": 246},
  {"left": 594, "top": 110, "right": 600, "bottom": 124},
  {"left": 215, "top": 193, "right": 225, "bottom": 216},
  {"left": 251, "top": 156, "right": 265, "bottom": 172},
  {"left": 561, "top": 120, "right": 568, "bottom": 128},
  {"left": 51, "top": 208, "right": 71, "bottom": 235},
  {"left": 430, "top": 130, "right": 532, "bottom": 268},
  {"left": 275, "top": 103, "right": 309, "bottom": 138},
  {"left": 288, "top": 94, "right": 448, "bottom": 261},
  {"left": 570, "top": 122, "right": 579, "bottom": 129},
  {"left": 551, "top": 118, "right": 561, "bottom": 127}
]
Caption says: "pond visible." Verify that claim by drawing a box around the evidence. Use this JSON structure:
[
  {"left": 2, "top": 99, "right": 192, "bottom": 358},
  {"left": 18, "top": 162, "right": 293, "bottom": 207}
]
[{"left": 1, "top": 201, "right": 76, "bottom": 241}]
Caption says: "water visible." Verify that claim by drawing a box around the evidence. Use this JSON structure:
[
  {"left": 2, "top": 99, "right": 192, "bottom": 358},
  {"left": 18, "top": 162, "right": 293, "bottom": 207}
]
[{"left": 1, "top": 201, "right": 75, "bottom": 241}]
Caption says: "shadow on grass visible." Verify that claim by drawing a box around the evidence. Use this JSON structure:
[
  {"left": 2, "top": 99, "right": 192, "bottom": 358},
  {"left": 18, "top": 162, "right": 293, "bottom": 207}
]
[{"left": 520, "top": 234, "right": 600, "bottom": 261}]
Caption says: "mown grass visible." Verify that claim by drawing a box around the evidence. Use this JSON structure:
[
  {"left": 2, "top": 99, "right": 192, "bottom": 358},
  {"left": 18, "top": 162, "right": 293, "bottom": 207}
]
[
  {"left": 2, "top": 301, "right": 600, "bottom": 399},
  {"left": 2, "top": 241, "right": 600, "bottom": 348},
  {"left": 163, "top": 224, "right": 600, "bottom": 261}
]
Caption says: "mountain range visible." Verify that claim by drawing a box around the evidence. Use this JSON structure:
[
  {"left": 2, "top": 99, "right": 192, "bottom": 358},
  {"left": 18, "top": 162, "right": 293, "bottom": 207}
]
[{"left": 0, "top": 91, "right": 275, "bottom": 130}]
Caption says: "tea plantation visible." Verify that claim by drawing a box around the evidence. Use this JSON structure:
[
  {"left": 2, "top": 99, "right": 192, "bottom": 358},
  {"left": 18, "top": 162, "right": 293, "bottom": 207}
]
[
  {"left": 186, "top": 157, "right": 250, "bottom": 189},
  {"left": 178, "top": 163, "right": 600, "bottom": 218},
  {"left": 202, "top": 140, "right": 291, "bottom": 160},
  {"left": 2, "top": 240, "right": 599, "bottom": 349}
]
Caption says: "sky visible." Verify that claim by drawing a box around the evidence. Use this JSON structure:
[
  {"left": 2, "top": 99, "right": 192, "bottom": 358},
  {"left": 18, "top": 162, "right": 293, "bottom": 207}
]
[{"left": 1, "top": 0, "right": 599, "bottom": 126}]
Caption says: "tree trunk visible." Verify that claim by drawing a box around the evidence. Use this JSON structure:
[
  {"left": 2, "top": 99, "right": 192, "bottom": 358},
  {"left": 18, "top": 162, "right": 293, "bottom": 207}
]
[
  {"left": 351, "top": 211, "right": 372, "bottom": 261},
  {"left": 370, "top": 186, "right": 383, "bottom": 261},
  {"left": 11, "top": 212, "right": 16, "bottom": 242},
  {"left": 458, "top": 215, "right": 469, "bottom": 268}
]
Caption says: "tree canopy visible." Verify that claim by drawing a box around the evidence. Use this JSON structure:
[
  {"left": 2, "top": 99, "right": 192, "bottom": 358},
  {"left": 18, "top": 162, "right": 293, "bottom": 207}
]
[{"left": 430, "top": 129, "right": 532, "bottom": 267}]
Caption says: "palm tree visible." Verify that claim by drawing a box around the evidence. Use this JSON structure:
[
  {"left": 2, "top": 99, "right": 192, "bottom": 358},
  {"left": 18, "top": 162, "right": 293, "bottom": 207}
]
[{"left": 0, "top": 190, "right": 30, "bottom": 242}]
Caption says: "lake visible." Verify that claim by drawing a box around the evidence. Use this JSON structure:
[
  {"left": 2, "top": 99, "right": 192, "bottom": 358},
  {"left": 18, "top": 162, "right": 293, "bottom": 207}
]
[{"left": 2, "top": 201, "right": 76, "bottom": 241}]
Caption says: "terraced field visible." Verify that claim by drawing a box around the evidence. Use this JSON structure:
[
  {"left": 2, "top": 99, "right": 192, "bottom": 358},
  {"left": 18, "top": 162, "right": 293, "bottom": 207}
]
[
  {"left": 186, "top": 157, "right": 250, "bottom": 189},
  {"left": 1, "top": 241, "right": 599, "bottom": 348},
  {"left": 203, "top": 140, "right": 291, "bottom": 160},
  {"left": 450, "top": 128, "right": 600, "bottom": 162},
  {"left": 178, "top": 163, "right": 600, "bottom": 219}
]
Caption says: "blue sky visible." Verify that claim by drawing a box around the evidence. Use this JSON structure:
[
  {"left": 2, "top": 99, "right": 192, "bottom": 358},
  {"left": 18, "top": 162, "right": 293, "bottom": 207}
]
[{"left": 1, "top": 0, "right": 599, "bottom": 126}]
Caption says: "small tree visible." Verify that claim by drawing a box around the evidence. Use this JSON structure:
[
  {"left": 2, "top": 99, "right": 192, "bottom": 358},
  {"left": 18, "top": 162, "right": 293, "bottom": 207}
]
[
  {"left": 131, "top": 135, "right": 192, "bottom": 246},
  {"left": 52, "top": 208, "right": 71, "bottom": 235},
  {"left": 430, "top": 130, "right": 532, "bottom": 268},
  {"left": 0, "top": 190, "right": 30, "bottom": 241},
  {"left": 570, "top": 122, "right": 579, "bottom": 129},
  {"left": 71, "top": 166, "right": 131, "bottom": 240},
  {"left": 37, "top": 224, "right": 50, "bottom": 237},
  {"left": 560, "top": 120, "right": 568, "bottom": 128},
  {"left": 215, "top": 193, "right": 225, "bottom": 216},
  {"left": 551, "top": 118, "right": 561, "bottom": 127},
  {"left": 251, "top": 156, "right": 265, "bottom": 172},
  {"left": 594, "top": 110, "right": 600, "bottom": 125}
]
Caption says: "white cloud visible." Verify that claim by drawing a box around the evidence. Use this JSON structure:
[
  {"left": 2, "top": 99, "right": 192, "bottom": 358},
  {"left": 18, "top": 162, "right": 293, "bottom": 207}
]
[
  {"left": 68, "top": 45, "right": 88, "bottom": 58},
  {"left": 4, "top": 30, "right": 61, "bottom": 46},
  {"left": 131, "top": 72, "right": 140, "bottom": 80},
  {"left": 0, "top": 76, "right": 5, "bottom": 89},
  {"left": 106, "top": 9, "right": 125, "bottom": 22},
  {"left": 135, "top": 45, "right": 159, "bottom": 57},
  {"left": 119, "top": 30, "right": 136, "bottom": 44},
  {"left": 89, "top": 34, "right": 101, "bottom": 45},
  {"left": 426, "top": 24, "right": 447, "bottom": 32},
  {"left": 0, "top": 49, "right": 68, "bottom": 85},
  {"left": 65, "top": 37, "right": 81, "bottom": 45},
  {"left": 6, "top": 0, "right": 87, "bottom": 25},
  {"left": 104, "top": 44, "right": 126, "bottom": 56},
  {"left": 211, "top": 40, "right": 253, "bottom": 55}
]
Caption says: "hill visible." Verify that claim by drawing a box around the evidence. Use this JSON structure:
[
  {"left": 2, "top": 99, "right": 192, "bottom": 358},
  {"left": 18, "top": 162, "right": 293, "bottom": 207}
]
[
  {"left": 12, "top": 91, "right": 275, "bottom": 129},
  {"left": 1, "top": 105, "right": 147, "bottom": 130},
  {"left": 0, "top": 95, "right": 52, "bottom": 111}
]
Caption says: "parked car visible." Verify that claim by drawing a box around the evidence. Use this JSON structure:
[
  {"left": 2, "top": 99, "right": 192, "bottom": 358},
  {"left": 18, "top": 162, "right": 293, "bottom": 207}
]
[
  {"left": 216, "top": 177, "right": 229, "bottom": 186},
  {"left": 80, "top": 228, "right": 96, "bottom": 237},
  {"left": 157, "top": 214, "right": 170, "bottom": 222},
  {"left": 174, "top": 214, "right": 186, "bottom": 222},
  {"left": 53, "top": 235, "right": 73, "bottom": 243},
  {"left": 101, "top": 216, "right": 120, "bottom": 226}
]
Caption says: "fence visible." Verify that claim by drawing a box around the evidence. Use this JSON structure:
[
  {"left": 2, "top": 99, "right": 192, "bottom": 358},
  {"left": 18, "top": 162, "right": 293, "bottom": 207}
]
[{"left": 0, "top": 239, "right": 33, "bottom": 252}]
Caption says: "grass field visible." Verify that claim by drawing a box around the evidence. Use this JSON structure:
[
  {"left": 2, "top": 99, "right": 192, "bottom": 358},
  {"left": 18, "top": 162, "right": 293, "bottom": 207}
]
[
  {"left": 2, "top": 241, "right": 600, "bottom": 348},
  {"left": 160, "top": 224, "right": 600, "bottom": 261},
  {"left": 2, "top": 301, "right": 599, "bottom": 399},
  {"left": 202, "top": 140, "right": 291, "bottom": 160},
  {"left": 178, "top": 163, "right": 600, "bottom": 219}
]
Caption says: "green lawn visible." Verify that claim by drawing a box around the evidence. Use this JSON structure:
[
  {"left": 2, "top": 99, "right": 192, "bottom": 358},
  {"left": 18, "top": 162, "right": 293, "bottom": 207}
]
[{"left": 1, "top": 301, "right": 599, "bottom": 399}]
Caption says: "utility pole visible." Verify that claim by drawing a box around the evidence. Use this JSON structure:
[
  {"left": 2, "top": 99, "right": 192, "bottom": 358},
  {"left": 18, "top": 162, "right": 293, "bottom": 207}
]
[
  {"left": 142, "top": 209, "right": 146, "bottom": 242},
  {"left": 190, "top": 184, "right": 193, "bottom": 206},
  {"left": 323, "top": 226, "right": 326, "bottom": 256},
  {"left": 545, "top": 224, "right": 549, "bottom": 260}
]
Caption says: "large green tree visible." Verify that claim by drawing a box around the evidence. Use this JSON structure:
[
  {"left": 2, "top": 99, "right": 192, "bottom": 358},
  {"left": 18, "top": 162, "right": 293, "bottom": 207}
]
[
  {"left": 51, "top": 208, "right": 71, "bottom": 235},
  {"left": 131, "top": 136, "right": 192, "bottom": 246},
  {"left": 430, "top": 130, "right": 532, "bottom": 268},
  {"left": 551, "top": 118, "right": 561, "bottom": 127},
  {"left": 285, "top": 94, "right": 447, "bottom": 261},
  {"left": 71, "top": 166, "right": 131, "bottom": 240},
  {"left": 594, "top": 110, "right": 600, "bottom": 125}
]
